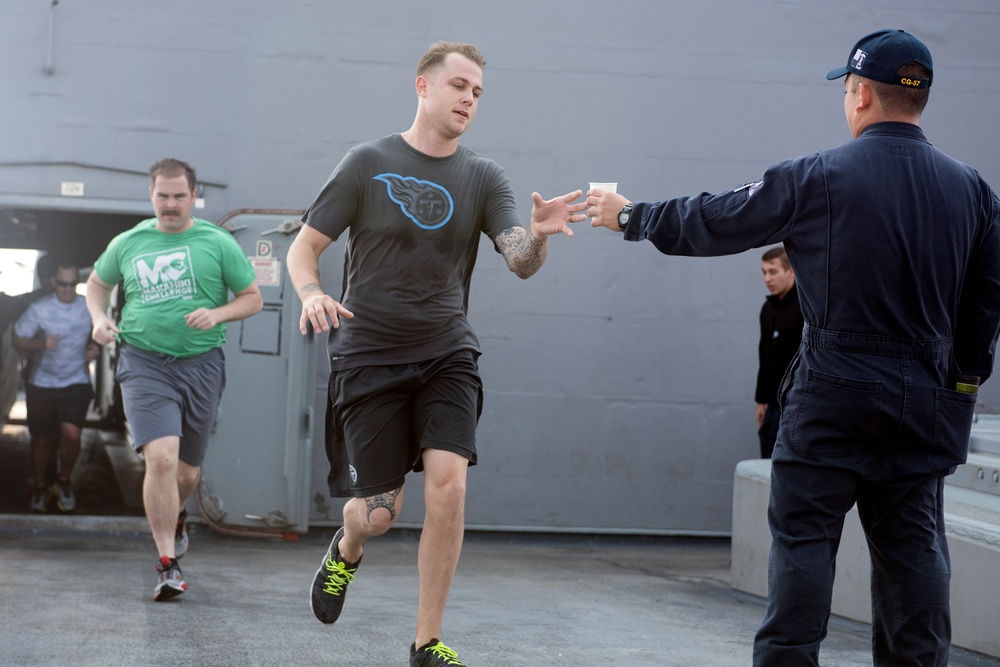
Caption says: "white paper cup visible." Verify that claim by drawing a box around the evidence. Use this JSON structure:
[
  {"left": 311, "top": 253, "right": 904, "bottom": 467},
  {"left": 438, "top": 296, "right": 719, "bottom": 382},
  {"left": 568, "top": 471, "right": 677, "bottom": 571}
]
[{"left": 589, "top": 182, "right": 618, "bottom": 193}]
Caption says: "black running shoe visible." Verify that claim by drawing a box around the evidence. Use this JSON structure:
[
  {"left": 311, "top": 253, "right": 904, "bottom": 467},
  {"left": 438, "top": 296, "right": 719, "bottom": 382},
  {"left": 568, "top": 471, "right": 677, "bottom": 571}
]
[
  {"left": 410, "top": 639, "right": 466, "bottom": 666},
  {"left": 153, "top": 556, "right": 187, "bottom": 601},
  {"left": 310, "top": 527, "right": 361, "bottom": 624}
]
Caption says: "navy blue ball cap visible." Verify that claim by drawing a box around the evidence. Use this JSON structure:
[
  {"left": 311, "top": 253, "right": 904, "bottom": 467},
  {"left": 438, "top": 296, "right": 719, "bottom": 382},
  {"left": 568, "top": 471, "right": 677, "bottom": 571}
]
[{"left": 826, "top": 29, "right": 932, "bottom": 89}]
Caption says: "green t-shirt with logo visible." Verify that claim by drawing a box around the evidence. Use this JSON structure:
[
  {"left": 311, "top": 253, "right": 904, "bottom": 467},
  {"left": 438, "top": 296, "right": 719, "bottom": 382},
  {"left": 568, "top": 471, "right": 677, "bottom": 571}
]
[{"left": 94, "top": 217, "right": 257, "bottom": 357}]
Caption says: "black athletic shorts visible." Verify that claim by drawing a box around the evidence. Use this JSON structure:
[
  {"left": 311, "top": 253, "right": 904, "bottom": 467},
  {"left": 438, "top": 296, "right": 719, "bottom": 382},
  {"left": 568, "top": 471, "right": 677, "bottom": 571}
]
[
  {"left": 325, "top": 349, "right": 483, "bottom": 498},
  {"left": 25, "top": 383, "right": 93, "bottom": 437}
]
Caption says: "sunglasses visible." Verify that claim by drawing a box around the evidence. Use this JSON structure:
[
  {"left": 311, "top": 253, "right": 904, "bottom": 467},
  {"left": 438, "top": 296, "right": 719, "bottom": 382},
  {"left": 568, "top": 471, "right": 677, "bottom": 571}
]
[{"left": 55, "top": 279, "right": 78, "bottom": 288}]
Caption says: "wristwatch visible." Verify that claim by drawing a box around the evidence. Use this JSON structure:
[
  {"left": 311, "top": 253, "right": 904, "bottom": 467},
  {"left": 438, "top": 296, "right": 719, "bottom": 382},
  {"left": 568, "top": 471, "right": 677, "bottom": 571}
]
[{"left": 617, "top": 204, "right": 633, "bottom": 231}]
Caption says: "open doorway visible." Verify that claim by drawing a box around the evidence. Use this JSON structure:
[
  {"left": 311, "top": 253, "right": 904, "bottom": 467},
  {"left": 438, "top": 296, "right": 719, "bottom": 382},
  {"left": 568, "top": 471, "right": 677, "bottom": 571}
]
[{"left": 0, "top": 203, "right": 146, "bottom": 517}]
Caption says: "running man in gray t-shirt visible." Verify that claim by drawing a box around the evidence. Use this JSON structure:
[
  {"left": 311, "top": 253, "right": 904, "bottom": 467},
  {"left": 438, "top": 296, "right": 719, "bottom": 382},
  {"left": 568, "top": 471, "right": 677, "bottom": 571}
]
[{"left": 288, "top": 41, "right": 586, "bottom": 667}]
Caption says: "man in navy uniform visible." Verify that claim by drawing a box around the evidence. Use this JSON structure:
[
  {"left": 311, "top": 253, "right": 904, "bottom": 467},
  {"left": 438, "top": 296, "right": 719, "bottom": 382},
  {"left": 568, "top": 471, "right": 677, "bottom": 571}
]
[{"left": 589, "top": 30, "right": 1000, "bottom": 666}]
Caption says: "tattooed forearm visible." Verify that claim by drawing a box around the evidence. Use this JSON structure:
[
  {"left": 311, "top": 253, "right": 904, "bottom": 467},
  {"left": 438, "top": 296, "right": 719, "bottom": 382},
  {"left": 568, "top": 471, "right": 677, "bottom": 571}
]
[
  {"left": 496, "top": 226, "right": 548, "bottom": 279},
  {"left": 298, "top": 282, "right": 322, "bottom": 297},
  {"left": 365, "top": 488, "right": 400, "bottom": 522}
]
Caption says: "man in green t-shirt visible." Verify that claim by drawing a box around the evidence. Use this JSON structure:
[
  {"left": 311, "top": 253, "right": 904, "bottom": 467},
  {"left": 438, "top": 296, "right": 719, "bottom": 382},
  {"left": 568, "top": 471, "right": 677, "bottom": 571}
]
[{"left": 86, "top": 158, "right": 262, "bottom": 602}]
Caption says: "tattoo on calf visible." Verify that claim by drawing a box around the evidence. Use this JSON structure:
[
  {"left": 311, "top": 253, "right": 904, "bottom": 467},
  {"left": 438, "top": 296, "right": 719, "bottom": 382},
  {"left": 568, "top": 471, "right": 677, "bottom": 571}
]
[{"left": 365, "top": 489, "right": 400, "bottom": 522}]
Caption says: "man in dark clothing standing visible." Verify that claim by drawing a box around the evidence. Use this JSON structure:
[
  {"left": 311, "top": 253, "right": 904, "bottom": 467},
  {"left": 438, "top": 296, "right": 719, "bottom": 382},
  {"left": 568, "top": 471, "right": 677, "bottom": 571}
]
[
  {"left": 755, "top": 246, "right": 803, "bottom": 458},
  {"left": 588, "top": 29, "right": 1000, "bottom": 667}
]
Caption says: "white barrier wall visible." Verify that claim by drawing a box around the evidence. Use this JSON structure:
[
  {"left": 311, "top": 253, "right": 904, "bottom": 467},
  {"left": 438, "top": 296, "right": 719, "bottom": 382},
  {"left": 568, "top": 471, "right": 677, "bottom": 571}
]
[{"left": 732, "top": 457, "right": 1000, "bottom": 658}]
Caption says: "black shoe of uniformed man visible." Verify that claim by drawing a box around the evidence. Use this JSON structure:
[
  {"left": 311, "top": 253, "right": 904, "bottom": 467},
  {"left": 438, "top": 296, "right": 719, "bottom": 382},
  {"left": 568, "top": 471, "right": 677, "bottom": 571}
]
[
  {"left": 310, "top": 527, "right": 361, "bottom": 624},
  {"left": 410, "top": 639, "right": 467, "bottom": 666}
]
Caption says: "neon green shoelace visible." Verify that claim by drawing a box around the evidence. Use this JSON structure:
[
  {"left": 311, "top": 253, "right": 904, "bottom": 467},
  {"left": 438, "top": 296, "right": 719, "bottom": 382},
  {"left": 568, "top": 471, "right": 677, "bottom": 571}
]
[
  {"left": 427, "top": 643, "right": 464, "bottom": 665},
  {"left": 321, "top": 557, "right": 356, "bottom": 595}
]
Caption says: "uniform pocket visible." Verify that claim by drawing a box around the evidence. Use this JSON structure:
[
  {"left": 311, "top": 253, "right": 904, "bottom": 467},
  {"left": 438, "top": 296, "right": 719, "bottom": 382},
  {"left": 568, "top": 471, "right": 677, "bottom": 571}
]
[
  {"left": 930, "top": 387, "right": 976, "bottom": 475},
  {"left": 777, "top": 350, "right": 800, "bottom": 409},
  {"left": 789, "top": 369, "right": 883, "bottom": 459}
]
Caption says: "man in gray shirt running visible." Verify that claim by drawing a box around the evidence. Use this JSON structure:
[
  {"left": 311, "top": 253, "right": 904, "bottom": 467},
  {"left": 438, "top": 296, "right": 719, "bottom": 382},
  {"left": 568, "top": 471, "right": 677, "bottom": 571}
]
[{"left": 288, "top": 40, "right": 585, "bottom": 667}]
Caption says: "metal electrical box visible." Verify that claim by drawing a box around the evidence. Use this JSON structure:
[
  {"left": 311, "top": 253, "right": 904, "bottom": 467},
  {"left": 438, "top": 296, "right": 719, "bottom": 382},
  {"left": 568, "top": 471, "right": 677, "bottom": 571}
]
[{"left": 196, "top": 209, "right": 317, "bottom": 535}]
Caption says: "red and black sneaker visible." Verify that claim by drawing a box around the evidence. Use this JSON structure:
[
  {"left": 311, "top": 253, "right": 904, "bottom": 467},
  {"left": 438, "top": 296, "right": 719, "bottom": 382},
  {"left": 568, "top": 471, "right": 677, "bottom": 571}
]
[{"left": 153, "top": 556, "right": 187, "bottom": 601}]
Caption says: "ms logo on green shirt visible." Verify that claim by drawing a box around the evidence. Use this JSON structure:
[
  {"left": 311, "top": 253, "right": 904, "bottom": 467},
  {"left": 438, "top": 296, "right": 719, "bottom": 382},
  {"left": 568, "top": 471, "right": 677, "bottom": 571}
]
[{"left": 134, "top": 247, "right": 196, "bottom": 305}]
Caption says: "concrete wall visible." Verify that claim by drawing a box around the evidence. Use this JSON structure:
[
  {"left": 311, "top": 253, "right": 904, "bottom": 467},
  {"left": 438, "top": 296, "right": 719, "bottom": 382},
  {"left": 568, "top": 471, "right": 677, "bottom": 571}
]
[{"left": 2, "top": 1, "right": 1000, "bottom": 533}]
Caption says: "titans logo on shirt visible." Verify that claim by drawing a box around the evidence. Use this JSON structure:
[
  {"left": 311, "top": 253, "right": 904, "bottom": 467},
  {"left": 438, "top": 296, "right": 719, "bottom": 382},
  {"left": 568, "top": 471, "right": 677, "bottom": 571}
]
[
  {"left": 132, "top": 247, "right": 196, "bottom": 304},
  {"left": 373, "top": 173, "right": 454, "bottom": 230}
]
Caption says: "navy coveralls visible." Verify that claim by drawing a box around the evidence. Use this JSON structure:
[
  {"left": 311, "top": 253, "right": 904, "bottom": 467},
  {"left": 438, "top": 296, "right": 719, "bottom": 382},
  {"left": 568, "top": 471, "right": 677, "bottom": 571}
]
[{"left": 625, "top": 122, "right": 1000, "bottom": 666}]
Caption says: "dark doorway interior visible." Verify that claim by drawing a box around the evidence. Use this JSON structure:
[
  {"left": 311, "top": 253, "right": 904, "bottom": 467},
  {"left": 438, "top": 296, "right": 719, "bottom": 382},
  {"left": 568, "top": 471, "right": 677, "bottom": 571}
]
[
  {"left": 0, "top": 414, "right": 144, "bottom": 517},
  {"left": 1, "top": 204, "right": 145, "bottom": 517},
  {"left": 0, "top": 205, "right": 143, "bottom": 263}
]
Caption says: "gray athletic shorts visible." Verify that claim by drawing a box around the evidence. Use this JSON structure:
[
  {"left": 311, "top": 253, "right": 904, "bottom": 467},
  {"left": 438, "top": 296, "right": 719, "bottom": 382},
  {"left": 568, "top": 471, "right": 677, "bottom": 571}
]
[{"left": 116, "top": 344, "right": 226, "bottom": 467}]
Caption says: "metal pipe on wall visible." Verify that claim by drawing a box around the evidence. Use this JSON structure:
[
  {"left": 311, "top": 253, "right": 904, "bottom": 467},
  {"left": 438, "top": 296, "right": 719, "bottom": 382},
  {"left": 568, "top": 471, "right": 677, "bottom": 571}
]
[{"left": 44, "top": 0, "right": 59, "bottom": 77}]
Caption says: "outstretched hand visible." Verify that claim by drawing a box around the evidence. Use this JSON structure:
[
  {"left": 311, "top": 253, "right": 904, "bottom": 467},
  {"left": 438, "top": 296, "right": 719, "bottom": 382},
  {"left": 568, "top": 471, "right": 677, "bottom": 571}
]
[
  {"left": 587, "top": 189, "right": 631, "bottom": 232},
  {"left": 530, "top": 190, "right": 588, "bottom": 238},
  {"left": 298, "top": 293, "right": 354, "bottom": 335}
]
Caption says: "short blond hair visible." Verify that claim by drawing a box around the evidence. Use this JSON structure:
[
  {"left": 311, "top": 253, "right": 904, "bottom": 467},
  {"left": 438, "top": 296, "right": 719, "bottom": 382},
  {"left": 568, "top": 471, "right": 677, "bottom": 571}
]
[{"left": 416, "top": 41, "right": 485, "bottom": 77}]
